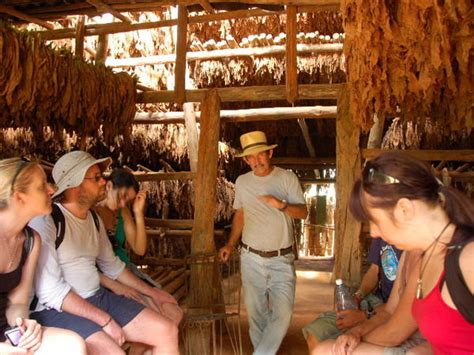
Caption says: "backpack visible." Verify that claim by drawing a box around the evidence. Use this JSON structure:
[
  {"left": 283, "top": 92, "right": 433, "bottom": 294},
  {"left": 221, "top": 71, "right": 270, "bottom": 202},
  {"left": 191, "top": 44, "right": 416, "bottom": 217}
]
[
  {"left": 29, "top": 204, "right": 100, "bottom": 310},
  {"left": 444, "top": 235, "right": 474, "bottom": 324},
  {"left": 51, "top": 203, "right": 100, "bottom": 249}
]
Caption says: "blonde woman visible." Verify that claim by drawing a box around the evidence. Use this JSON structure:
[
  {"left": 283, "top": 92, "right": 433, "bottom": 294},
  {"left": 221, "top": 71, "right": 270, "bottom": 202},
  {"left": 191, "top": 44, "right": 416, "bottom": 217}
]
[{"left": 0, "top": 158, "right": 86, "bottom": 354}]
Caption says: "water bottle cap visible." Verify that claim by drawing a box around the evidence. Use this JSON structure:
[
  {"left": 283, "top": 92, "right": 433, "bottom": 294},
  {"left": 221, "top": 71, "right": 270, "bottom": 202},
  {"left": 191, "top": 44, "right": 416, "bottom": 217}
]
[{"left": 335, "top": 279, "right": 343, "bottom": 285}]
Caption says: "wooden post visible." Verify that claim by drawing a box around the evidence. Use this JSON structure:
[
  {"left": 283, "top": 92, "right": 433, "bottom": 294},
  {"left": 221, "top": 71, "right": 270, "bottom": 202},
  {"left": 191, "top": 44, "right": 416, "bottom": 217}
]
[
  {"left": 334, "top": 85, "right": 362, "bottom": 286},
  {"left": 183, "top": 103, "right": 199, "bottom": 172},
  {"left": 367, "top": 114, "right": 385, "bottom": 149},
  {"left": 286, "top": 5, "right": 298, "bottom": 103},
  {"left": 95, "top": 34, "right": 109, "bottom": 65},
  {"left": 75, "top": 16, "right": 86, "bottom": 60},
  {"left": 175, "top": 5, "right": 188, "bottom": 106},
  {"left": 188, "top": 89, "right": 221, "bottom": 353}
]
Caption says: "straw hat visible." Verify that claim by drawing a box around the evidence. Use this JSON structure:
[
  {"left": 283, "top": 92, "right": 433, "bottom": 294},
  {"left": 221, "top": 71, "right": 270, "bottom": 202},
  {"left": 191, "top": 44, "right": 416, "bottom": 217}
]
[
  {"left": 52, "top": 151, "right": 112, "bottom": 197},
  {"left": 235, "top": 131, "right": 277, "bottom": 158}
]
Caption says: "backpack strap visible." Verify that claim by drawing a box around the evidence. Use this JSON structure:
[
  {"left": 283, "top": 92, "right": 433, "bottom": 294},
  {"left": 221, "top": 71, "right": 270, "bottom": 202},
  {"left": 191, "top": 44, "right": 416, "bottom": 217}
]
[
  {"left": 51, "top": 203, "right": 66, "bottom": 250},
  {"left": 444, "top": 237, "right": 474, "bottom": 324},
  {"left": 90, "top": 209, "right": 100, "bottom": 232},
  {"left": 23, "top": 226, "right": 35, "bottom": 254}
]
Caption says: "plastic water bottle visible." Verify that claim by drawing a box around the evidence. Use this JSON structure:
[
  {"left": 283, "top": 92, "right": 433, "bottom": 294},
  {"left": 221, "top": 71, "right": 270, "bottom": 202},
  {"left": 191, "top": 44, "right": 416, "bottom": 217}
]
[{"left": 335, "top": 279, "right": 358, "bottom": 312}]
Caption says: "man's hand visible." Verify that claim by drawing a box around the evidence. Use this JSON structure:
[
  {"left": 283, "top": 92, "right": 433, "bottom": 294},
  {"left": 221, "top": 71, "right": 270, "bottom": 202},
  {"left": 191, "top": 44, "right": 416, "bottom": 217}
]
[
  {"left": 109, "top": 282, "right": 143, "bottom": 304},
  {"left": 101, "top": 318, "right": 125, "bottom": 346},
  {"left": 332, "top": 331, "right": 362, "bottom": 355},
  {"left": 16, "top": 318, "right": 41, "bottom": 352},
  {"left": 257, "top": 195, "right": 285, "bottom": 209},
  {"left": 335, "top": 310, "right": 366, "bottom": 330},
  {"left": 219, "top": 245, "right": 234, "bottom": 263}
]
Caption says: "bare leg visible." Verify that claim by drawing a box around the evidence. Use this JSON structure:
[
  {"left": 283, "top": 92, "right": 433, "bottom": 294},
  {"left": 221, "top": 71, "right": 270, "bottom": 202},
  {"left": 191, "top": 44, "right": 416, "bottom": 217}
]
[
  {"left": 123, "top": 308, "right": 179, "bottom": 355},
  {"left": 141, "top": 296, "right": 183, "bottom": 326},
  {"left": 307, "top": 334, "right": 321, "bottom": 354},
  {"left": 407, "top": 343, "right": 433, "bottom": 355},
  {"left": 35, "top": 327, "right": 86, "bottom": 355},
  {"left": 86, "top": 331, "right": 125, "bottom": 355},
  {"left": 314, "top": 339, "right": 387, "bottom": 355}
]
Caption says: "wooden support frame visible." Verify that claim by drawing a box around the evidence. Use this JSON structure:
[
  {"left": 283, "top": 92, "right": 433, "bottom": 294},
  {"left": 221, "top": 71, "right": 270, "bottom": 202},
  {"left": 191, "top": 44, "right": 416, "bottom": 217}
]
[
  {"left": 183, "top": 103, "right": 199, "bottom": 172},
  {"left": 334, "top": 85, "right": 362, "bottom": 286},
  {"left": 86, "top": 0, "right": 131, "bottom": 23},
  {"left": 95, "top": 34, "right": 109, "bottom": 65},
  {"left": 137, "top": 83, "right": 342, "bottom": 103},
  {"left": 74, "top": 16, "right": 86, "bottom": 60},
  {"left": 0, "top": 5, "right": 55, "bottom": 29},
  {"left": 132, "top": 171, "right": 196, "bottom": 182},
  {"left": 134, "top": 105, "right": 337, "bottom": 124},
  {"left": 286, "top": 5, "right": 298, "bottom": 103},
  {"left": 362, "top": 149, "right": 474, "bottom": 162},
  {"left": 175, "top": 5, "right": 188, "bottom": 106},
  {"left": 105, "top": 43, "right": 343, "bottom": 67}
]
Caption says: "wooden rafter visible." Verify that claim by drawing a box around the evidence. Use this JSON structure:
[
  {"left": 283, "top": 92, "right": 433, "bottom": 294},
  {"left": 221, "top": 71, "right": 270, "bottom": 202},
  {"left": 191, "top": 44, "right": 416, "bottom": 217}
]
[
  {"left": 137, "top": 83, "right": 342, "bottom": 103},
  {"left": 198, "top": 0, "right": 215, "bottom": 13},
  {"left": 86, "top": 0, "right": 131, "bottom": 23},
  {"left": 134, "top": 105, "right": 337, "bottom": 124},
  {"left": 0, "top": 4, "right": 54, "bottom": 29},
  {"left": 105, "top": 43, "right": 343, "bottom": 67},
  {"left": 362, "top": 149, "right": 474, "bottom": 162}
]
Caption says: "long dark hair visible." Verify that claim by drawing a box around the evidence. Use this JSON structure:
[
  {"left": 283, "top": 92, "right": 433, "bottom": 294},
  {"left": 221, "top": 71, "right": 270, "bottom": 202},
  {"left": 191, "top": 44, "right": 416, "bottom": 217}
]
[
  {"left": 108, "top": 168, "right": 139, "bottom": 193},
  {"left": 350, "top": 152, "right": 474, "bottom": 245}
]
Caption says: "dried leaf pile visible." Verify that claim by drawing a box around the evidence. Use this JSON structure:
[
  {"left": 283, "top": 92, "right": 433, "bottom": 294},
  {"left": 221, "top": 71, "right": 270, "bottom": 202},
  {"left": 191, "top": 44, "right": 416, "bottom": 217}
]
[
  {"left": 0, "top": 24, "right": 137, "bottom": 143},
  {"left": 342, "top": 0, "right": 473, "bottom": 131}
]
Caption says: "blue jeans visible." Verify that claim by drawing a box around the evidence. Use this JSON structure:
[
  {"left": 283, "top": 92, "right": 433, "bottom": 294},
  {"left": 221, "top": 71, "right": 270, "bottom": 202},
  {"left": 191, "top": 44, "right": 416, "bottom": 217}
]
[{"left": 240, "top": 247, "right": 296, "bottom": 355}]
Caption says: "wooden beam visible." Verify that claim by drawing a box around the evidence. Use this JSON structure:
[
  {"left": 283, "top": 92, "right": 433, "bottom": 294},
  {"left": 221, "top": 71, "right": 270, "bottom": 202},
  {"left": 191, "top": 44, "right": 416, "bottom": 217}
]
[
  {"left": 272, "top": 157, "right": 335, "bottom": 165},
  {"left": 147, "top": 229, "right": 225, "bottom": 238},
  {"left": 74, "top": 15, "right": 86, "bottom": 60},
  {"left": 137, "top": 83, "right": 342, "bottom": 103},
  {"left": 0, "top": 5, "right": 54, "bottom": 29},
  {"left": 134, "top": 105, "right": 337, "bottom": 124},
  {"left": 105, "top": 43, "right": 343, "bottom": 67},
  {"left": 362, "top": 149, "right": 474, "bottom": 162},
  {"left": 183, "top": 103, "right": 199, "bottom": 172},
  {"left": 175, "top": 5, "right": 188, "bottom": 106},
  {"left": 145, "top": 218, "right": 194, "bottom": 229},
  {"left": 334, "top": 84, "right": 362, "bottom": 286},
  {"left": 198, "top": 0, "right": 215, "bottom": 13},
  {"left": 366, "top": 114, "right": 385, "bottom": 149},
  {"left": 34, "top": 8, "right": 283, "bottom": 40},
  {"left": 133, "top": 171, "right": 196, "bottom": 182},
  {"left": 86, "top": 0, "right": 131, "bottom": 23},
  {"left": 286, "top": 5, "right": 298, "bottom": 103}
]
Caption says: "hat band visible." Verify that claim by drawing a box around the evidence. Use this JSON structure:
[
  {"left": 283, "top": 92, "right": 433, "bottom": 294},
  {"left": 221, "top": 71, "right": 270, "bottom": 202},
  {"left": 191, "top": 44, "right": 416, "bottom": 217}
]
[{"left": 241, "top": 141, "right": 269, "bottom": 151}]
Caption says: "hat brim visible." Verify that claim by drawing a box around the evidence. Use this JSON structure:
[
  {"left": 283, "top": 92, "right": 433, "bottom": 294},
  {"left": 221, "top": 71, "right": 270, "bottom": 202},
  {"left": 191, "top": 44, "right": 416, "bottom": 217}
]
[
  {"left": 53, "top": 157, "right": 112, "bottom": 198},
  {"left": 235, "top": 144, "right": 277, "bottom": 158}
]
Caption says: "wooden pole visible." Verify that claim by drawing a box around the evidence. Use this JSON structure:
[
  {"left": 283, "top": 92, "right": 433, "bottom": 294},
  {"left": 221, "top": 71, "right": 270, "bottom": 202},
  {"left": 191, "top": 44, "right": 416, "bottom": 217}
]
[
  {"left": 362, "top": 149, "right": 474, "bottom": 161},
  {"left": 85, "top": 0, "right": 131, "bottom": 23},
  {"left": 105, "top": 43, "right": 343, "bottom": 67},
  {"left": 134, "top": 105, "right": 337, "bottom": 124},
  {"left": 286, "top": 5, "right": 298, "bottom": 103},
  {"left": 95, "top": 33, "right": 109, "bottom": 65},
  {"left": 334, "top": 85, "right": 362, "bottom": 286},
  {"left": 175, "top": 5, "right": 188, "bottom": 106},
  {"left": 188, "top": 89, "right": 221, "bottom": 353},
  {"left": 137, "top": 83, "right": 342, "bottom": 103},
  {"left": 366, "top": 114, "right": 385, "bottom": 149},
  {"left": 183, "top": 103, "right": 199, "bottom": 172},
  {"left": 74, "top": 15, "right": 86, "bottom": 60}
]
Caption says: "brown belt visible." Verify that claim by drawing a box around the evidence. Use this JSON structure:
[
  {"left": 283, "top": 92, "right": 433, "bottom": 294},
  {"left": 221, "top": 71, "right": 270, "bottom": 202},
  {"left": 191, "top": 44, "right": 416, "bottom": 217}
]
[{"left": 240, "top": 242, "right": 294, "bottom": 258}]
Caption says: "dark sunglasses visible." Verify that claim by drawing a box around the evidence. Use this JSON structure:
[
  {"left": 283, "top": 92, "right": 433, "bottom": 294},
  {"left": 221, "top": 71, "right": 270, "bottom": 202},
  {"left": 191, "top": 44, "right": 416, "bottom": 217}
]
[
  {"left": 365, "top": 167, "right": 401, "bottom": 185},
  {"left": 83, "top": 173, "right": 106, "bottom": 183}
]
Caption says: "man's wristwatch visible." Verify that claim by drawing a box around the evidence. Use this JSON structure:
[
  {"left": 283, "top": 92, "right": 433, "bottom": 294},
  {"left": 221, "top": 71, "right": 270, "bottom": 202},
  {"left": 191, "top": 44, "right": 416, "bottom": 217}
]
[
  {"left": 366, "top": 304, "right": 376, "bottom": 319},
  {"left": 279, "top": 199, "right": 288, "bottom": 212}
]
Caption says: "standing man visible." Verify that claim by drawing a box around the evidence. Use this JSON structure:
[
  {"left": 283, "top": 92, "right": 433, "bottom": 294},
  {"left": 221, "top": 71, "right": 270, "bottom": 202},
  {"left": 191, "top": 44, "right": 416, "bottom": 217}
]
[
  {"left": 29, "top": 151, "right": 182, "bottom": 354},
  {"left": 219, "top": 131, "right": 308, "bottom": 355}
]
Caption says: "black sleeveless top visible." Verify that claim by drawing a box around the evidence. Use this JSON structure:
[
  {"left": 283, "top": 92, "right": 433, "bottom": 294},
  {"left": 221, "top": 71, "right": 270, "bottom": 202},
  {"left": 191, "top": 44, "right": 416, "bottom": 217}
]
[{"left": 0, "top": 228, "right": 34, "bottom": 341}]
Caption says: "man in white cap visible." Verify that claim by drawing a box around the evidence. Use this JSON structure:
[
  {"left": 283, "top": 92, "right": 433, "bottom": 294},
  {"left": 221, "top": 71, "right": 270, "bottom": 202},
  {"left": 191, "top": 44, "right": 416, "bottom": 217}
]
[
  {"left": 29, "top": 151, "right": 181, "bottom": 354},
  {"left": 219, "top": 131, "right": 308, "bottom": 354}
]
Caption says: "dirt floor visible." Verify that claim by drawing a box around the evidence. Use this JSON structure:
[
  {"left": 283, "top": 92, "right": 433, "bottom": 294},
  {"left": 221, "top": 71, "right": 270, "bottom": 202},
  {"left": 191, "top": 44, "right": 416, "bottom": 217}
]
[{"left": 222, "top": 259, "right": 335, "bottom": 355}]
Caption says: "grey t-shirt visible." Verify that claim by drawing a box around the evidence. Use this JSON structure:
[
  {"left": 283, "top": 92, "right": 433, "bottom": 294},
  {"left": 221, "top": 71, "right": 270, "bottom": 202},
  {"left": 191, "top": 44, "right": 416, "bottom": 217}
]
[{"left": 234, "top": 166, "right": 305, "bottom": 251}]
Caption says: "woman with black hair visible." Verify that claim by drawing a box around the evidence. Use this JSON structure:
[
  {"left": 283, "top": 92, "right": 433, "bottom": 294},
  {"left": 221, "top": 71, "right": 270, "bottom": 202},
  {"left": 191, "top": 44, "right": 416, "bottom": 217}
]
[{"left": 339, "top": 152, "right": 474, "bottom": 355}]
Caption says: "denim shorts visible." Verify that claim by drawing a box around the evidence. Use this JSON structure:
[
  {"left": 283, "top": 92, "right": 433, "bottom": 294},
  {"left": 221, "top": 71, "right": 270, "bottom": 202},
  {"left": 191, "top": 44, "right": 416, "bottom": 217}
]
[{"left": 31, "top": 287, "right": 145, "bottom": 339}]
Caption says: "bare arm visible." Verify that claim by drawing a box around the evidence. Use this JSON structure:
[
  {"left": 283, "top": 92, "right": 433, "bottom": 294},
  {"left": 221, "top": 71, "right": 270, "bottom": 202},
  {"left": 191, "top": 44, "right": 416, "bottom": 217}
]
[
  {"left": 356, "top": 263, "right": 379, "bottom": 298},
  {"left": 121, "top": 204, "right": 147, "bottom": 256},
  {"left": 363, "top": 252, "right": 420, "bottom": 346},
  {"left": 219, "top": 209, "right": 244, "bottom": 262}
]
